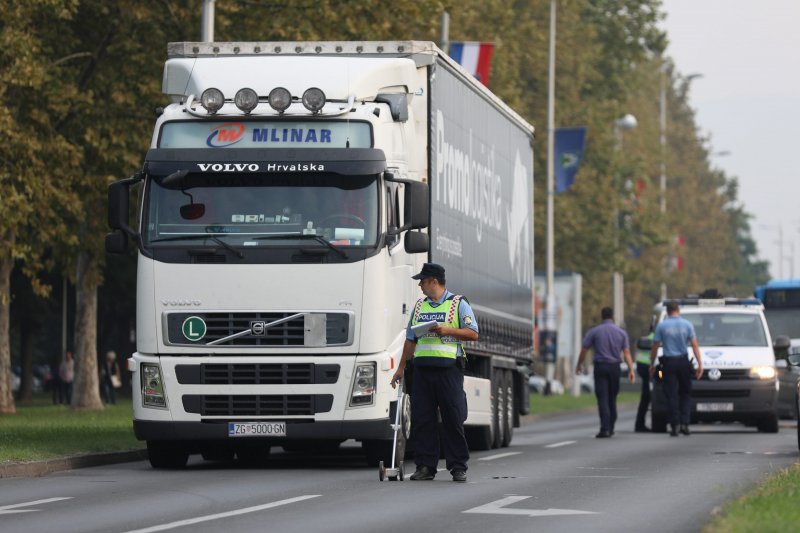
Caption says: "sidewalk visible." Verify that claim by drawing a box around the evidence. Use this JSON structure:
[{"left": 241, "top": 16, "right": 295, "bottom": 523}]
[{"left": 0, "top": 449, "right": 147, "bottom": 479}]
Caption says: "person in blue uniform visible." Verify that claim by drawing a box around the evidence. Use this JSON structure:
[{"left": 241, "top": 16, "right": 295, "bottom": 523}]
[
  {"left": 575, "top": 307, "right": 636, "bottom": 438},
  {"left": 391, "top": 263, "right": 479, "bottom": 483},
  {"left": 650, "top": 300, "right": 703, "bottom": 437}
]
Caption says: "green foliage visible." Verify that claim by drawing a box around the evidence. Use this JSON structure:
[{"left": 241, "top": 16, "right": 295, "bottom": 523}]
[{"left": 0, "top": 0, "right": 770, "bottom": 380}]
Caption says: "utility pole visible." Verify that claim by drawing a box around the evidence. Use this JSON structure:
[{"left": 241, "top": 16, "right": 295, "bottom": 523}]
[
  {"left": 439, "top": 11, "right": 450, "bottom": 53},
  {"left": 545, "top": 0, "right": 558, "bottom": 394},
  {"left": 201, "top": 0, "right": 215, "bottom": 42}
]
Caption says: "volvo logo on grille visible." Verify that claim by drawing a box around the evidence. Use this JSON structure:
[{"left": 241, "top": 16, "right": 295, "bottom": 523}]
[
  {"left": 707, "top": 368, "right": 722, "bottom": 381},
  {"left": 250, "top": 321, "right": 267, "bottom": 336}
]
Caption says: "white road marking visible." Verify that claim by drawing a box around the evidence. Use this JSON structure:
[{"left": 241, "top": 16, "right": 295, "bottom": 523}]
[
  {"left": 123, "top": 495, "right": 320, "bottom": 533},
  {"left": 0, "top": 497, "right": 73, "bottom": 515},
  {"left": 544, "top": 440, "right": 576, "bottom": 449},
  {"left": 464, "top": 495, "right": 597, "bottom": 517},
  {"left": 478, "top": 452, "right": 521, "bottom": 461}
]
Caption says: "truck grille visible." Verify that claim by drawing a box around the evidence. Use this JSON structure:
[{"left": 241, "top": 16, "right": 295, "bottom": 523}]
[
  {"left": 175, "top": 363, "right": 340, "bottom": 385},
  {"left": 165, "top": 311, "right": 351, "bottom": 347},
  {"left": 182, "top": 394, "right": 334, "bottom": 416}
]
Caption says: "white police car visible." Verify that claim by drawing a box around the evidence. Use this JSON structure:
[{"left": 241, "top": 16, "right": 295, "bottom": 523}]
[{"left": 639, "top": 291, "right": 783, "bottom": 433}]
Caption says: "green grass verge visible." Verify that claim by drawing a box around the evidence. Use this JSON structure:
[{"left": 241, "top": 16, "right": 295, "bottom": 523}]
[
  {"left": 529, "top": 391, "right": 640, "bottom": 416},
  {"left": 0, "top": 396, "right": 140, "bottom": 463},
  {"left": 704, "top": 463, "right": 800, "bottom": 533}
]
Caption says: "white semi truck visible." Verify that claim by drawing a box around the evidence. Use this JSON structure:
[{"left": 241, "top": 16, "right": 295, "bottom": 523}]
[{"left": 106, "top": 41, "right": 535, "bottom": 468}]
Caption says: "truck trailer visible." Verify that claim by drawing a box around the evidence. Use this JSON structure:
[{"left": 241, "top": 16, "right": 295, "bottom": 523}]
[{"left": 106, "top": 41, "right": 535, "bottom": 468}]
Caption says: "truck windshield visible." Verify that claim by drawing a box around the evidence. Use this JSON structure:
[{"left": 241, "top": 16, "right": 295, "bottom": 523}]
[
  {"left": 144, "top": 172, "right": 379, "bottom": 248},
  {"left": 683, "top": 312, "right": 768, "bottom": 347}
]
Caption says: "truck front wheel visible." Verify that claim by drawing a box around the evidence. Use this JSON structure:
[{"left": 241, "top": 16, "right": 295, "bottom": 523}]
[{"left": 147, "top": 441, "right": 189, "bottom": 469}]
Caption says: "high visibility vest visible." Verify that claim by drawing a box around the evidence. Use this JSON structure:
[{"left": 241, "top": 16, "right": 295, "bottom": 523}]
[
  {"left": 412, "top": 295, "right": 464, "bottom": 360},
  {"left": 636, "top": 332, "right": 654, "bottom": 365}
]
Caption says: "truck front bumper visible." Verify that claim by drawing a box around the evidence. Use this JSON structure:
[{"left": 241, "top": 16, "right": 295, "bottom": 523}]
[{"left": 134, "top": 418, "right": 393, "bottom": 442}]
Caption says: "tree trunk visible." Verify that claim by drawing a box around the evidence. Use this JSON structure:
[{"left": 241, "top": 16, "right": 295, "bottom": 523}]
[
  {"left": 18, "top": 320, "right": 34, "bottom": 404},
  {"left": 71, "top": 250, "right": 103, "bottom": 411},
  {"left": 0, "top": 241, "right": 16, "bottom": 414}
]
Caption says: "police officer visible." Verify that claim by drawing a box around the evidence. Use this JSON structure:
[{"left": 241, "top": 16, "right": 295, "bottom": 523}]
[
  {"left": 634, "top": 331, "right": 654, "bottom": 432},
  {"left": 649, "top": 300, "right": 703, "bottom": 437},
  {"left": 391, "top": 263, "right": 479, "bottom": 483},
  {"left": 575, "top": 307, "right": 635, "bottom": 438}
]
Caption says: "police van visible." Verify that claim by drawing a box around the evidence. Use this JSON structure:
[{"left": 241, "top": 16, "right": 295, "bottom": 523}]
[{"left": 639, "top": 291, "right": 784, "bottom": 433}]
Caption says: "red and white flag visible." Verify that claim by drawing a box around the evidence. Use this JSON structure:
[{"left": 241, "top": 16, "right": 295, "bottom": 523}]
[{"left": 448, "top": 42, "right": 494, "bottom": 86}]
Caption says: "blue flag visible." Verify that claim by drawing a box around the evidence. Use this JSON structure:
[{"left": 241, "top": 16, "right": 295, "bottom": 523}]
[{"left": 555, "top": 127, "right": 587, "bottom": 193}]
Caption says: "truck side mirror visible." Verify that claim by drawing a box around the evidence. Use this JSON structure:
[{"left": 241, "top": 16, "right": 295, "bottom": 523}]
[
  {"left": 404, "top": 181, "right": 429, "bottom": 230},
  {"left": 105, "top": 230, "right": 128, "bottom": 254},
  {"left": 637, "top": 336, "right": 653, "bottom": 351},
  {"left": 108, "top": 181, "right": 130, "bottom": 231},
  {"left": 788, "top": 353, "right": 800, "bottom": 367},
  {"left": 404, "top": 231, "right": 429, "bottom": 254}
]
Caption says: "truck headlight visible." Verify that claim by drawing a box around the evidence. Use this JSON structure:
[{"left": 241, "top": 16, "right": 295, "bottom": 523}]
[
  {"left": 234, "top": 88, "right": 259, "bottom": 113},
  {"left": 141, "top": 363, "right": 168, "bottom": 408},
  {"left": 302, "top": 87, "right": 326, "bottom": 113},
  {"left": 748, "top": 366, "right": 776, "bottom": 380},
  {"left": 200, "top": 88, "right": 225, "bottom": 114},
  {"left": 350, "top": 363, "right": 376, "bottom": 406}
]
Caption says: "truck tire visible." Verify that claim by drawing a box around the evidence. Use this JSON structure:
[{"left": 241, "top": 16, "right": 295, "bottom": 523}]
[
  {"left": 491, "top": 372, "right": 504, "bottom": 449},
  {"left": 652, "top": 413, "right": 668, "bottom": 433},
  {"left": 465, "top": 426, "right": 493, "bottom": 451},
  {"left": 501, "top": 370, "right": 514, "bottom": 447},
  {"left": 757, "top": 414, "right": 779, "bottom": 433},
  {"left": 147, "top": 441, "right": 189, "bottom": 469}
]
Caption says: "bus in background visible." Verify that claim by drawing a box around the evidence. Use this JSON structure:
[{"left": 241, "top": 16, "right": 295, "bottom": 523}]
[{"left": 754, "top": 279, "right": 800, "bottom": 418}]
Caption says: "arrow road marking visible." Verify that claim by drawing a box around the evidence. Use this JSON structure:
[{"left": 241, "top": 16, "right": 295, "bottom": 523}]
[
  {"left": 123, "top": 495, "right": 320, "bottom": 533},
  {"left": 464, "top": 496, "right": 597, "bottom": 517},
  {"left": 478, "top": 452, "right": 521, "bottom": 461},
  {"left": 544, "top": 440, "right": 576, "bottom": 448},
  {"left": 0, "top": 497, "right": 73, "bottom": 515}
]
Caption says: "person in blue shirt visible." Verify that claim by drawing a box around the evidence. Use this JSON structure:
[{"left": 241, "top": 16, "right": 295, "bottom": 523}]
[
  {"left": 390, "top": 262, "right": 479, "bottom": 483},
  {"left": 649, "top": 300, "right": 703, "bottom": 437},
  {"left": 576, "top": 307, "right": 636, "bottom": 438}
]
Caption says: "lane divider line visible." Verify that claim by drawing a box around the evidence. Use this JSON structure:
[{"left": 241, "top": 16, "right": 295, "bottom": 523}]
[
  {"left": 123, "top": 495, "right": 321, "bottom": 533},
  {"left": 478, "top": 452, "right": 521, "bottom": 461},
  {"left": 544, "top": 441, "right": 577, "bottom": 449},
  {"left": 0, "top": 497, "right": 73, "bottom": 515}
]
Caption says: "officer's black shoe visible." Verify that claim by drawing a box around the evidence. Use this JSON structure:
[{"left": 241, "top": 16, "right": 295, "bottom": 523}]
[
  {"left": 635, "top": 426, "right": 652, "bottom": 433},
  {"left": 679, "top": 424, "right": 691, "bottom": 436},
  {"left": 595, "top": 431, "right": 611, "bottom": 438},
  {"left": 410, "top": 465, "right": 436, "bottom": 481},
  {"left": 451, "top": 469, "right": 467, "bottom": 483},
  {"left": 670, "top": 425, "right": 679, "bottom": 437}
]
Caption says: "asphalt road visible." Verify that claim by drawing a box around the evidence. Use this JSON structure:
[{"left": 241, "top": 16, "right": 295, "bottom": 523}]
[{"left": 2, "top": 406, "right": 797, "bottom": 533}]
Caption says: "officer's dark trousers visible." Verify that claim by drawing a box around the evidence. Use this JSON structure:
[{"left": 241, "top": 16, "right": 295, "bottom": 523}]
[
  {"left": 635, "top": 362, "right": 651, "bottom": 429},
  {"left": 594, "top": 362, "right": 621, "bottom": 433},
  {"left": 662, "top": 357, "right": 693, "bottom": 426},
  {"left": 411, "top": 363, "right": 469, "bottom": 472}
]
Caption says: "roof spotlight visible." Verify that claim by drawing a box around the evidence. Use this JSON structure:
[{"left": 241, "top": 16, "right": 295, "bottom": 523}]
[
  {"left": 200, "top": 88, "right": 225, "bottom": 114},
  {"left": 234, "top": 88, "right": 259, "bottom": 114},
  {"left": 268, "top": 87, "right": 292, "bottom": 113},
  {"left": 302, "top": 87, "right": 326, "bottom": 113}
]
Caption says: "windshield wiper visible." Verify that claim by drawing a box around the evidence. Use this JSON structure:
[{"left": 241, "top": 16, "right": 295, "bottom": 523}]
[
  {"left": 149, "top": 234, "right": 244, "bottom": 259},
  {"left": 254, "top": 233, "right": 348, "bottom": 259}
]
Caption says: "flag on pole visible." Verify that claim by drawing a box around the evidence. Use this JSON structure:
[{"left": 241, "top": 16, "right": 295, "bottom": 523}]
[
  {"left": 448, "top": 42, "right": 495, "bottom": 86},
  {"left": 555, "top": 127, "right": 587, "bottom": 193}
]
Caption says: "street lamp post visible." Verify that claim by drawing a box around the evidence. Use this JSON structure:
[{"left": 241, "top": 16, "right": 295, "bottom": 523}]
[{"left": 612, "top": 114, "right": 637, "bottom": 327}]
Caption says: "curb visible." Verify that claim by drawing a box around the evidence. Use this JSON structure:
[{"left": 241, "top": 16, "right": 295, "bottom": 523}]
[{"left": 0, "top": 449, "right": 147, "bottom": 479}]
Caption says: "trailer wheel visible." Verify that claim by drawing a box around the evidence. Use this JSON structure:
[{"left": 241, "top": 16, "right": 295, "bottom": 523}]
[
  {"left": 501, "top": 370, "right": 514, "bottom": 447},
  {"left": 147, "top": 441, "right": 189, "bottom": 469},
  {"left": 492, "top": 372, "right": 505, "bottom": 449}
]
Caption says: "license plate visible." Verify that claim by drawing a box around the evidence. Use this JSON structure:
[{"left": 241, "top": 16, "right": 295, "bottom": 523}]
[
  {"left": 228, "top": 422, "right": 286, "bottom": 437},
  {"left": 696, "top": 402, "right": 734, "bottom": 412}
]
